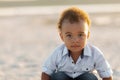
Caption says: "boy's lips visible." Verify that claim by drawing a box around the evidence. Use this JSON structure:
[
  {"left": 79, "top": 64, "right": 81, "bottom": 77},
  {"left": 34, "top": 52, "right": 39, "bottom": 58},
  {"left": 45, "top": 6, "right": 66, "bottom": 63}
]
[{"left": 71, "top": 45, "right": 80, "bottom": 48}]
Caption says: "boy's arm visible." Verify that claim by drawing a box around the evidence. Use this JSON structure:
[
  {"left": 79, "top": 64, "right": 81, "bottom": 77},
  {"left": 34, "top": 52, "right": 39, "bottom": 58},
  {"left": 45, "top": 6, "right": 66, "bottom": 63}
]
[
  {"left": 102, "top": 76, "right": 112, "bottom": 80},
  {"left": 41, "top": 72, "right": 51, "bottom": 80}
]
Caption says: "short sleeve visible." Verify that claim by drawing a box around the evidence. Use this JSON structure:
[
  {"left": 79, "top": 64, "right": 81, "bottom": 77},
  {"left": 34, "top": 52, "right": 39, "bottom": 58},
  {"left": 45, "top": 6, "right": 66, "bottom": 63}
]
[
  {"left": 42, "top": 45, "right": 64, "bottom": 76},
  {"left": 94, "top": 50, "right": 113, "bottom": 78},
  {"left": 42, "top": 52, "right": 57, "bottom": 76}
]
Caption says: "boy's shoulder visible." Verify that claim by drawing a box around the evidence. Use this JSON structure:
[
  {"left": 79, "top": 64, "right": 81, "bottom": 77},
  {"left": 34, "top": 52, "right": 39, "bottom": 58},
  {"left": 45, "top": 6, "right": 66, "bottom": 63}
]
[
  {"left": 54, "top": 44, "right": 65, "bottom": 52},
  {"left": 86, "top": 43, "right": 103, "bottom": 56},
  {"left": 51, "top": 44, "right": 67, "bottom": 56},
  {"left": 87, "top": 43, "right": 100, "bottom": 50}
]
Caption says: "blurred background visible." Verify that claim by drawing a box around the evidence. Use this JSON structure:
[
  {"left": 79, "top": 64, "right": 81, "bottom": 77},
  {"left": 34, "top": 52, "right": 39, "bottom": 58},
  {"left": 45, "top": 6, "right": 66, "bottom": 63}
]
[{"left": 0, "top": 0, "right": 120, "bottom": 80}]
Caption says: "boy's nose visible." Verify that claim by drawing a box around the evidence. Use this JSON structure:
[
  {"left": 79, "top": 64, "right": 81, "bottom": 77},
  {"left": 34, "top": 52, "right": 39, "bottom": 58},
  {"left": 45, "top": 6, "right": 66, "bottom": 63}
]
[{"left": 72, "top": 37, "right": 79, "bottom": 43}]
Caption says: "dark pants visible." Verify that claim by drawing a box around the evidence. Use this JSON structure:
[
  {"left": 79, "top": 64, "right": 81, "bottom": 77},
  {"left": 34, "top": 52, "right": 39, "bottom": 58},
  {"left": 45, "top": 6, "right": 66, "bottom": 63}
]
[{"left": 51, "top": 72, "right": 98, "bottom": 80}]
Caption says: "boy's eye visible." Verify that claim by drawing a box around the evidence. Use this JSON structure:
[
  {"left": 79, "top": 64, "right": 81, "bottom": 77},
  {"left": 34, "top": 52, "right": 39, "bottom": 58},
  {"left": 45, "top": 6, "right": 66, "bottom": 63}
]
[
  {"left": 66, "top": 34, "right": 72, "bottom": 38},
  {"left": 79, "top": 34, "right": 83, "bottom": 37}
]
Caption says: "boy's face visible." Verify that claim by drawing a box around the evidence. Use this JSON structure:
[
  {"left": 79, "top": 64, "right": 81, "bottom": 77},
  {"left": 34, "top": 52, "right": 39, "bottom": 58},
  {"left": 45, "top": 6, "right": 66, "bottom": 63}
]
[{"left": 60, "top": 19, "right": 90, "bottom": 54}]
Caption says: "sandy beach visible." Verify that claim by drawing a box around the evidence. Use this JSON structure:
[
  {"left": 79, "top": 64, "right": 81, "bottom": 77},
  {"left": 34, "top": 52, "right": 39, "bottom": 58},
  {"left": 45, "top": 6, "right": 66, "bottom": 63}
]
[{"left": 0, "top": 6, "right": 120, "bottom": 80}]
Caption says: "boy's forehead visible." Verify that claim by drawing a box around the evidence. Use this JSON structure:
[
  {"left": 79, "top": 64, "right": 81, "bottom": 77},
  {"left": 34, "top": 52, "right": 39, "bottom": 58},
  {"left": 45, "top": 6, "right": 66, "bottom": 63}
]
[
  {"left": 61, "top": 19, "right": 89, "bottom": 33},
  {"left": 62, "top": 19, "right": 88, "bottom": 26}
]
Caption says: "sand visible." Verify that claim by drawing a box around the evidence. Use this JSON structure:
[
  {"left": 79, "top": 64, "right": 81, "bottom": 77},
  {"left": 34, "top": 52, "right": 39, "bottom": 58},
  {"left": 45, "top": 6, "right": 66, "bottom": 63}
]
[{"left": 0, "top": 11, "right": 120, "bottom": 80}]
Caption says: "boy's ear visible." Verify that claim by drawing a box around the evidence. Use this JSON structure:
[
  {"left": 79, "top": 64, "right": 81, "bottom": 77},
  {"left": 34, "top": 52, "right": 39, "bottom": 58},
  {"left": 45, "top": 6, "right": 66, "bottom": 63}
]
[
  {"left": 87, "top": 31, "right": 90, "bottom": 38},
  {"left": 59, "top": 32, "right": 64, "bottom": 41}
]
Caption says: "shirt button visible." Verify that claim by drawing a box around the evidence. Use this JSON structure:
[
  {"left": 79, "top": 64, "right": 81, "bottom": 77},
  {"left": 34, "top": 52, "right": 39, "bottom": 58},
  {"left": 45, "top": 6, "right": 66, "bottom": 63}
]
[
  {"left": 86, "top": 68, "right": 88, "bottom": 70},
  {"left": 74, "top": 72, "right": 76, "bottom": 74}
]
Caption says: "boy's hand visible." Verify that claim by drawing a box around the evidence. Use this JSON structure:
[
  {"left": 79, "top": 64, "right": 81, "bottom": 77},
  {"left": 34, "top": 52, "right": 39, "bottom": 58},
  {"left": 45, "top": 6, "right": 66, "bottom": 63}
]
[
  {"left": 41, "top": 72, "right": 50, "bottom": 80},
  {"left": 103, "top": 76, "right": 112, "bottom": 80}
]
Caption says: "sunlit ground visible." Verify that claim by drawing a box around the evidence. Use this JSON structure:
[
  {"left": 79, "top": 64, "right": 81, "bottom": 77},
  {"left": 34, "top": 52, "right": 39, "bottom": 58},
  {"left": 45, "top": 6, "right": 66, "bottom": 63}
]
[{"left": 0, "top": 4, "right": 120, "bottom": 80}]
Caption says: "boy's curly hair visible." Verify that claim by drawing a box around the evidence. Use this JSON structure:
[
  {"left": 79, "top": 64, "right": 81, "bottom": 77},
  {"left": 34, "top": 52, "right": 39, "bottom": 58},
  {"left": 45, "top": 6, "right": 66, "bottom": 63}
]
[{"left": 58, "top": 7, "right": 91, "bottom": 30}]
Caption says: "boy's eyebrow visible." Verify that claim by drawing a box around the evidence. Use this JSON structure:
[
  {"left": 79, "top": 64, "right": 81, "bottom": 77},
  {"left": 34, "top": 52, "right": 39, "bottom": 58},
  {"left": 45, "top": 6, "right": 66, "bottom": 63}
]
[
  {"left": 78, "top": 32, "right": 85, "bottom": 34},
  {"left": 65, "top": 32, "right": 72, "bottom": 34},
  {"left": 65, "top": 32, "right": 85, "bottom": 34}
]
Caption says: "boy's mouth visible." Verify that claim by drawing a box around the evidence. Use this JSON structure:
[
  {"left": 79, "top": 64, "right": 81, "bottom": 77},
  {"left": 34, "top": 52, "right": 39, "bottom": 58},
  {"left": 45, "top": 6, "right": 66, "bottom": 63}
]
[{"left": 71, "top": 45, "right": 80, "bottom": 48}]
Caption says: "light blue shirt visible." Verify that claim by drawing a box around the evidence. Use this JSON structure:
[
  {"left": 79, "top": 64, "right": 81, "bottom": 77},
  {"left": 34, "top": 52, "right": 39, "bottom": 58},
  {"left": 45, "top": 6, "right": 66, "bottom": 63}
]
[{"left": 42, "top": 43, "right": 112, "bottom": 78}]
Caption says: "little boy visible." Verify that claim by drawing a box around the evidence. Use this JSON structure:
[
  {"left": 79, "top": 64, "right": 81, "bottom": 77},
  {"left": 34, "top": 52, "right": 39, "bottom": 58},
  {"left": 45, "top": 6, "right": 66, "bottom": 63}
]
[{"left": 41, "top": 7, "right": 113, "bottom": 80}]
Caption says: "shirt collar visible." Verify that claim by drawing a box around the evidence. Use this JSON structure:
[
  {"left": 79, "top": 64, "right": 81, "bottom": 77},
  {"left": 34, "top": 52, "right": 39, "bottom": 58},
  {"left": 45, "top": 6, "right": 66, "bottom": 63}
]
[
  {"left": 62, "top": 44, "right": 92, "bottom": 57},
  {"left": 62, "top": 45, "right": 69, "bottom": 57}
]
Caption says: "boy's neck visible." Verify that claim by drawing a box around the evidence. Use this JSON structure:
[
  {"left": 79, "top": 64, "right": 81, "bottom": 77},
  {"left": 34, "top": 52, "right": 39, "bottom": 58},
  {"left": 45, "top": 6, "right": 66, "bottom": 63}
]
[{"left": 69, "top": 50, "right": 84, "bottom": 63}]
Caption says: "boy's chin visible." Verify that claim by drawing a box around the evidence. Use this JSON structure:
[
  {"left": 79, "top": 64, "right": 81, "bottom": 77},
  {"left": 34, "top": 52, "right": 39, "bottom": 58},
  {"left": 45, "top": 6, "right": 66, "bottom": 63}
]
[{"left": 69, "top": 49, "right": 82, "bottom": 54}]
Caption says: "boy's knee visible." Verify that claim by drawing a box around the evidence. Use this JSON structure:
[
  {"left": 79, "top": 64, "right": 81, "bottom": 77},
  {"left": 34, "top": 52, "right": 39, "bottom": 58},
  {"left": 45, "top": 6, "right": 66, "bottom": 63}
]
[
  {"left": 51, "top": 72, "right": 71, "bottom": 80},
  {"left": 76, "top": 72, "right": 98, "bottom": 80}
]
